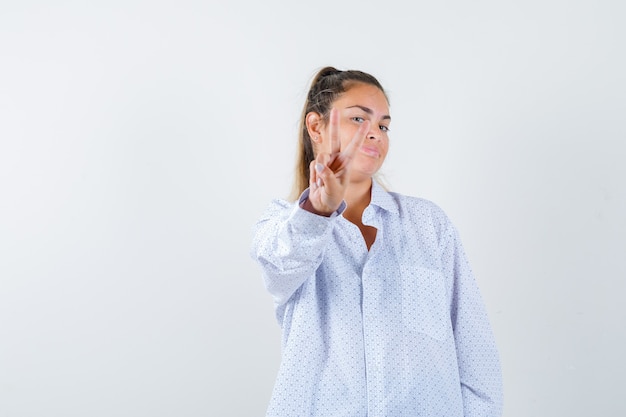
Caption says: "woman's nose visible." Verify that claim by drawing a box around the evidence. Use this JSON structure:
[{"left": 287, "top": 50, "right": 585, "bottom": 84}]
[{"left": 367, "top": 128, "right": 379, "bottom": 140}]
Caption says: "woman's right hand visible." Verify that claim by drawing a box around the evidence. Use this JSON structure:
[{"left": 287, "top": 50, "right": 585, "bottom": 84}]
[{"left": 302, "top": 109, "right": 370, "bottom": 216}]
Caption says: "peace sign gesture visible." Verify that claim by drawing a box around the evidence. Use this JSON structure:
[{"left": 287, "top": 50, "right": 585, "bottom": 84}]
[{"left": 302, "top": 108, "right": 370, "bottom": 216}]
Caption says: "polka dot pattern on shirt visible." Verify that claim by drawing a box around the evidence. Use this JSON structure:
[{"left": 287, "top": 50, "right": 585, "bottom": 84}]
[{"left": 251, "top": 181, "right": 503, "bottom": 417}]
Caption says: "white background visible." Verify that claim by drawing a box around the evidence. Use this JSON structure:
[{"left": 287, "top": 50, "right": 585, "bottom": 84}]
[{"left": 1, "top": 1, "right": 624, "bottom": 416}]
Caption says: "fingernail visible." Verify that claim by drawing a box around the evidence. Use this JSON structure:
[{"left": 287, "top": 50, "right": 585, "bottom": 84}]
[
  {"left": 317, "top": 178, "right": 322, "bottom": 187},
  {"left": 315, "top": 163, "right": 323, "bottom": 173}
]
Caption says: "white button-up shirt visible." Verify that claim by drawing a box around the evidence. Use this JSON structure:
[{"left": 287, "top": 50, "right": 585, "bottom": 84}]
[{"left": 251, "top": 181, "right": 503, "bottom": 416}]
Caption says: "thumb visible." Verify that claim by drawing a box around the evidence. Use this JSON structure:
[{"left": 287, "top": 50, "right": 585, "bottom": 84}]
[{"left": 314, "top": 162, "right": 327, "bottom": 188}]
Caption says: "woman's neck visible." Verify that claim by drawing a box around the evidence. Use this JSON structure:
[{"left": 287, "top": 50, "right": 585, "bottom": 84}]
[
  {"left": 344, "top": 176, "right": 377, "bottom": 250},
  {"left": 343, "top": 177, "right": 373, "bottom": 223}
]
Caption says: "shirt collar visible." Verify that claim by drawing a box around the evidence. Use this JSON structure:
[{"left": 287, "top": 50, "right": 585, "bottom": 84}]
[{"left": 370, "top": 179, "right": 399, "bottom": 215}]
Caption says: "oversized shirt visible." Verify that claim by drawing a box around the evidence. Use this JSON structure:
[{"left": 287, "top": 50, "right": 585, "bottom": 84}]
[{"left": 251, "top": 181, "right": 503, "bottom": 417}]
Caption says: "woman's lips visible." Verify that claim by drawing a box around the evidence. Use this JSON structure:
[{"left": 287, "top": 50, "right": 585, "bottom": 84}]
[{"left": 360, "top": 145, "right": 380, "bottom": 157}]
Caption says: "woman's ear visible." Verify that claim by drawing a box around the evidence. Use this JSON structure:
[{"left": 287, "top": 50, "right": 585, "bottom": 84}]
[{"left": 305, "top": 112, "right": 323, "bottom": 145}]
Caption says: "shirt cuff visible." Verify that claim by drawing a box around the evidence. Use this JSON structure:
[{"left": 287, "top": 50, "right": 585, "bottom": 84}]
[{"left": 297, "top": 188, "right": 346, "bottom": 218}]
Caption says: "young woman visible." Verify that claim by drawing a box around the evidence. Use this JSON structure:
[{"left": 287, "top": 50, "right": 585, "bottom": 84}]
[{"left": 251, "top": 67, "right": 503, "bottom": 416}]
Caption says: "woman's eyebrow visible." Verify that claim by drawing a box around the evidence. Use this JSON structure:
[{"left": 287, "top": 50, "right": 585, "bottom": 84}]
[{"left": 346, "top": 105, "right": 391, "bottom": 120}]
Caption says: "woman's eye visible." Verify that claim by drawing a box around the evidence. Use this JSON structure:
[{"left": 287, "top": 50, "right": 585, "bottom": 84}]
[
  {"left": 351, "top": 117, "right": 365, "bottom": 123},
  {"left": 380, "top": 125, "right": 390, "bottom": 132}
]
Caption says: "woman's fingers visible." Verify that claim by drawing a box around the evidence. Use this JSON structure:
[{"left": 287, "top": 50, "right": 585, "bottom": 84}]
[
  {"left": 314, "top": 153, "right": 331, "bottom": 187},
  {"left": 309, "top": 160, "right": 317, "bottom": 190},
  {"left": 328, "top": 109, "right": 341, "bottom": 155},
  {"left": 328, "top": 108, "right": 369, "bottom": 161},
  {"left": 328, "top": 120, "right": 370, "bottom": 173},
  {"left": 304, "top": 153, "right": 343, "bottom": 215},
  {"left": 341, "top": 120, "right": 370, "bottom": 161},
  {"left": 315, "top": 162, "right": 324, "bottom": 188}
]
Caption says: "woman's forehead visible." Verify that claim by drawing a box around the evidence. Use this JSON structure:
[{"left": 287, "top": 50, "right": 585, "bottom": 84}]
[{"left": 335, "top": 84, "right": 390, "bottom": 114}]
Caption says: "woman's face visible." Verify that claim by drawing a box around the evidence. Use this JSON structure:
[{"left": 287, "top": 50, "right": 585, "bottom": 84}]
[{"left": 321, "top": 83, "right": 391, "bottom": 181}]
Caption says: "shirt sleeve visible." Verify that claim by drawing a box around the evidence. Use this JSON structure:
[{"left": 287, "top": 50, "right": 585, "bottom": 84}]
[
  {"left": 250, "top": 189, "right": 346, "bottom": 310},
  {"left": 440, "top": 220, "right": 504, "bottom": 417}
]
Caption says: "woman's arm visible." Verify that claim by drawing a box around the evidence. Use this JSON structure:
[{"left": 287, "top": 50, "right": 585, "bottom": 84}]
[
  {"left": 251, "top": 190, "right": 345, "bottom": 309},
  {"left": 441, "top": 221, "right": 504, "bottom": 417}
]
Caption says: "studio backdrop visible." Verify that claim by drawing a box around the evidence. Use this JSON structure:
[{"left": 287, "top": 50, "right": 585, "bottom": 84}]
[{"left": 1, "top": 1, "right": 624, "bottom": 416}]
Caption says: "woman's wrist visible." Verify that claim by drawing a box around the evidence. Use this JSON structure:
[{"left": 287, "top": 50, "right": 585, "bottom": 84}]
[{"left": 300, "top": 197, "right": 334, "bottom": 217}]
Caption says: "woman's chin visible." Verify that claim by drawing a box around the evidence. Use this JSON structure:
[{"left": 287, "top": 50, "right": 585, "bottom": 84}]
[{"left": 350, "top": 167, "right": 381, "bottom": 183}]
